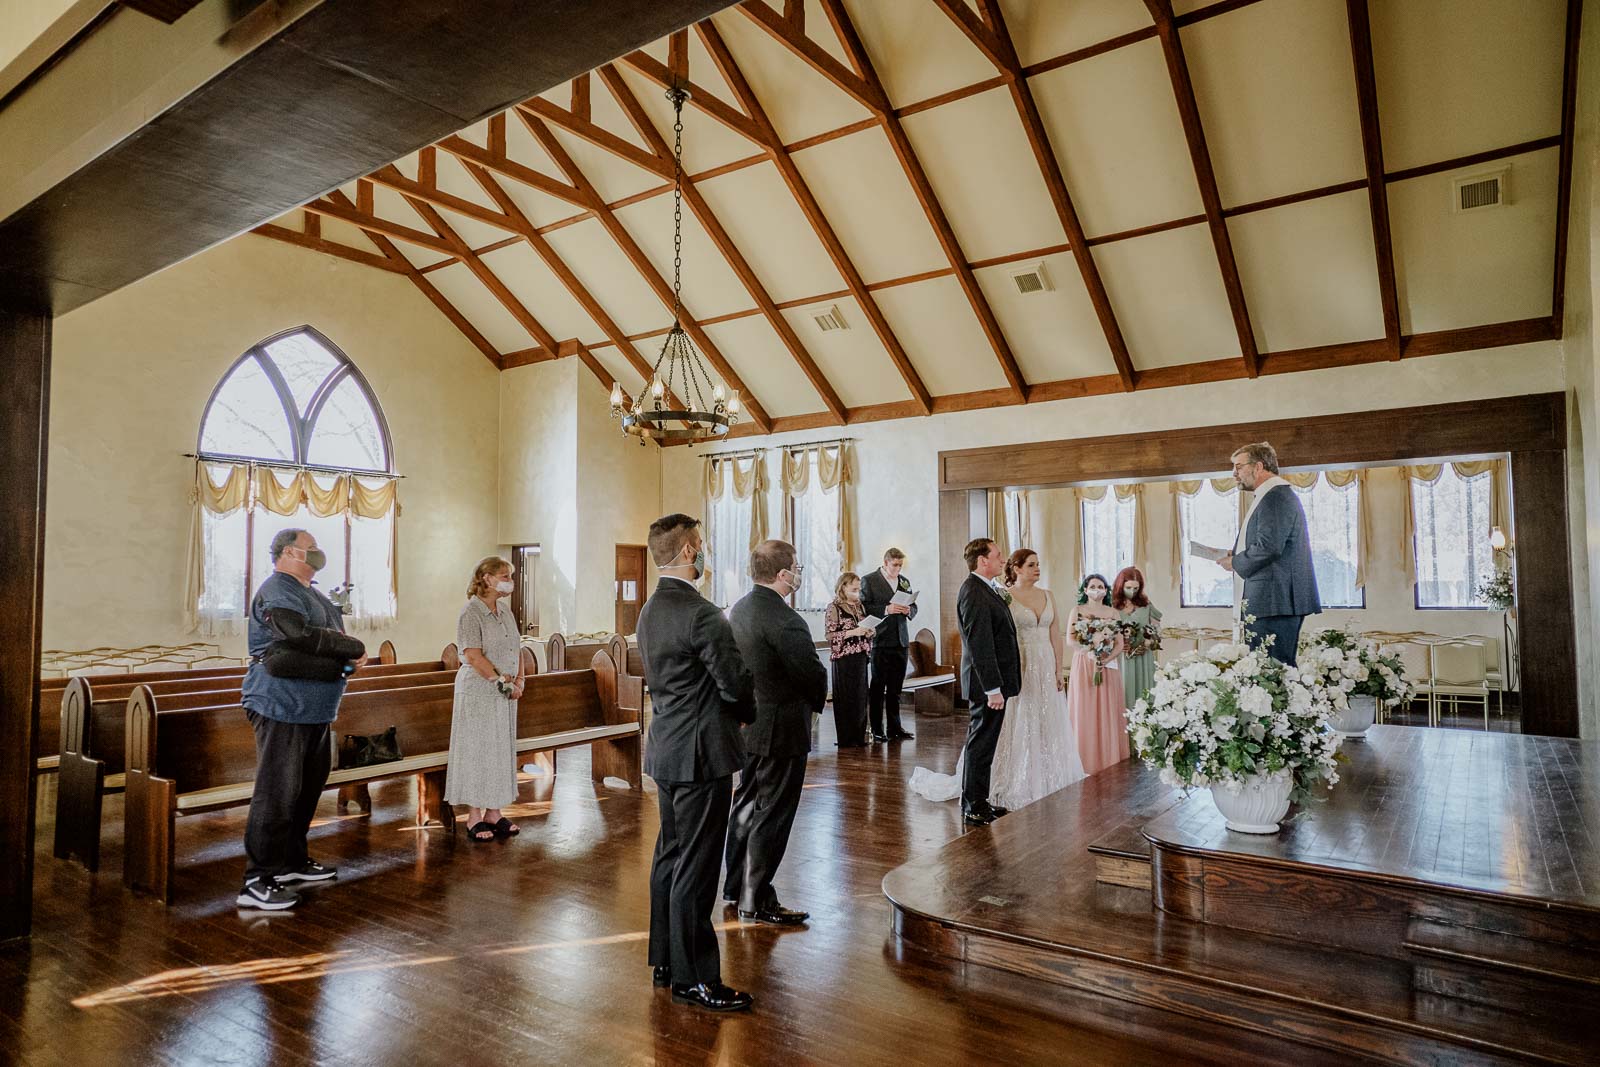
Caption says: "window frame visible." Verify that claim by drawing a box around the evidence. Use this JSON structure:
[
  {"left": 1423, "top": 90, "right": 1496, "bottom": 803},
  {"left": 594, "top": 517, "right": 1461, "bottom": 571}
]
[
  {"left": 1078, "top": 489, "right": 1136, "bottom": 583},
  {"left": 1177, "top": 481, "right": 1239, "bottom": 610},
  {"left": 1291, "top": 475, "right": 1366, "bottom": 610},
  {"left": 784, "top": 453, "right": 844, "bottom": 614},
  {"left": 1411, "top": 466, "right": 1493, "bottom": 611}
]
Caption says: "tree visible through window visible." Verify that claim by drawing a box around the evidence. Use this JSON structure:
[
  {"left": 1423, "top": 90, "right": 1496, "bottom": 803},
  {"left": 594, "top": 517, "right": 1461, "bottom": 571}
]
[
  {"left": 1293, "top": 476, "right": 1363, "bottom": 609},
  {"left": 1179, "top": 482, "right": 1238, "bottom": 607},
  {"left": 1080, "top": 491, "right": 1135, "bottom": 582},
  {"left": 789, "top": 451, "right": 842, "bottom": 612},
  {"left": 195, "top": 327, "right": 396, "bottom": 634},
  {"left": 1413, "top": 466, "right": 1493, "bottom": 608}
]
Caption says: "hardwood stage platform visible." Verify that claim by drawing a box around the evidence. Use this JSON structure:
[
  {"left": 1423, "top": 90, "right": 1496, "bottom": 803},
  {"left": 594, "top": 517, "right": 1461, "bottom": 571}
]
[{"left": 883, "top": 726, "right": 1598, "bottom": 1065}]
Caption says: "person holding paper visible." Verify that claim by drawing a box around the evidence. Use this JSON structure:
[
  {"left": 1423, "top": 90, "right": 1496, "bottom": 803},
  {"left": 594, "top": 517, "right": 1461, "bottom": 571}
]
[
  {"left": 1219, "top": 442, "right": 1321, "bottom": 665},
  {"left": 861, "top": 547, "right": 919, "bottom": 742},
  {"left": 824, "top": 572, "right": 875, "bottom": 747}
]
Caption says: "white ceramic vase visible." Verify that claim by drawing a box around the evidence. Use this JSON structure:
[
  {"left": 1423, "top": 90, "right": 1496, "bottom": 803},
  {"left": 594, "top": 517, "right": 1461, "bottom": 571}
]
[
  {"left": 1209, "top": 774, "right": 1293, "bottom": 834},
  {"left": 1331, "top": 693, "right": 1378, "bottom": 739}
]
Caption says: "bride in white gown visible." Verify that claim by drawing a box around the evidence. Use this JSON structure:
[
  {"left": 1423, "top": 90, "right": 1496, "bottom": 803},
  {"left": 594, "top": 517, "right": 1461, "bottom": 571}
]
[{"left": 909, "top": 549, "right": 1086, "bottom": 807}]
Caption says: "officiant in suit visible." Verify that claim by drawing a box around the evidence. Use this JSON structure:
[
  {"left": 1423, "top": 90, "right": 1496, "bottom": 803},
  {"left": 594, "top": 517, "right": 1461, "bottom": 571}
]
[
  {"left": 1222, "top": 442, "right": 1321, "bottom": 666},
  {"left": 724, "top": 539, "right": 828, "bottom": 926},
  {"left": 861, "top": 547, "right": 918, "bottom": 742},
  {"left": 637, "top": 514, "right": 756, "bottom": 1013},
  {"left": 956, "top": 538, "right": 1022, "bottom": 827}
]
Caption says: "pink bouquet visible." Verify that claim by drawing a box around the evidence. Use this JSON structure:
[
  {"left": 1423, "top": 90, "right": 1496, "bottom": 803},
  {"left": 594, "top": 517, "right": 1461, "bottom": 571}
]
[{"left": 1071, "top": 615, "right": 1122, "bottom": 686}]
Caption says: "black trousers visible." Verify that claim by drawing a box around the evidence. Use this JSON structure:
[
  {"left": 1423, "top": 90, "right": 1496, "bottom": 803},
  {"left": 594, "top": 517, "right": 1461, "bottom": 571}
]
[
  {"left": 831, "top": 652, "right": 869, "bottom": 746},
  {"left": 1245, "top": 614, "right": 1305, "bottom": 666},
  {"left": 244, "top": 711, "right": 332, "bottom": 884},
  {"left": 960, "top": 698, "right": 1005, "bottom": 814},
  {"left": 868, "top": 644, "right": 909, "bottom": 736},
  {"left": 722, "top": 753, "right": 807, "bottom": 912},
  {"left": 649, "top": 776, "right": 733, "bottom": 986}
]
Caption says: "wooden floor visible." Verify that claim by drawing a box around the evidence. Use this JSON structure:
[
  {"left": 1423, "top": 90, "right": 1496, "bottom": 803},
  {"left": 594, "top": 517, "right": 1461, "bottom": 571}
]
[{"left": 1, "top": 708, "right": 1341, "bottom": 1067}]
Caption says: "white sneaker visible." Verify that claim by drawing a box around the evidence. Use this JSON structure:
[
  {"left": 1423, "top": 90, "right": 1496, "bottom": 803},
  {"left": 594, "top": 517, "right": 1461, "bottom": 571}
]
[{"left": 237, "top": 876, "right": 300, "bottom": 910}]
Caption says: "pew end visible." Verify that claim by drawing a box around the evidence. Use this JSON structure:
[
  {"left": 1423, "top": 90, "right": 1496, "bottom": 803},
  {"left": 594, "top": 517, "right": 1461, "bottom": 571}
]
[
  {"left": 378, "top": 639, "right": 398, "bottom": 664},
  {"left": 589, "top": 651, "right": 643, "bottom": 791},
  {"left": 122, "top": 685, "right": 177, "bottom": 901},
  {"left": 441, "top": 643, "right": 460, "bottom": 671}
]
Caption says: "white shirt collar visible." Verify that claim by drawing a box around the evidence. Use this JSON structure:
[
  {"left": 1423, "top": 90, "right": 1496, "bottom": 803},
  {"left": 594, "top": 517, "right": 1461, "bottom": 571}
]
[
  {"left": 1250, "top": 473, "right": 1288, "bottom": 497},
  {"left": 661, "top": 574, "right": 698, "bottom": 588}
]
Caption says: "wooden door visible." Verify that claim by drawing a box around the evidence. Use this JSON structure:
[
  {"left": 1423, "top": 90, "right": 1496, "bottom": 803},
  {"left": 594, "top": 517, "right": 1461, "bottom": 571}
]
[
  {"left": 510, "top": 545, "right": 539, "bottom": 636},
  {"left": 615, "top": 545, "right": 647, "bottom": 635}
]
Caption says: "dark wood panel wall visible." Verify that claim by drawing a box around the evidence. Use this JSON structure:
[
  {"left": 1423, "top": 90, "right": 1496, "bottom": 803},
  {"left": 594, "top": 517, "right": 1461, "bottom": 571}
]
[
  {"left": 936, "top": 393, "right": 1579, "bottom": 737},
  {"left": 0, "top": 309, "right": 50, "bottom": 940}
]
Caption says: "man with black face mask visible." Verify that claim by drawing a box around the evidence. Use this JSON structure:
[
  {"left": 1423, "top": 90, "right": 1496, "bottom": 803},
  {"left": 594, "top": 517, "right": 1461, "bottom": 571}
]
[
  {"left": 636, "top": 514, "right": 756, "bottom": 1012},
  {"left": 236, "top": 528, "right": 365, "bottom": 911}
]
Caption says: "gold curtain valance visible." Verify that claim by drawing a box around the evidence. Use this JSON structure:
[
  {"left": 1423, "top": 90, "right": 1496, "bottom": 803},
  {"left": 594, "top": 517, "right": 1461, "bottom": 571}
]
[
  {"left": 703, "top": 453, "right": 768, "bottom": 551},
  {"left": 780, "top": 443, "right": 856, "bottom": 569},
  {"left": 192, "top": 461, "right": 400, "bottom": 519},
  {"left": 1400, "top": 459, "right": 1507, "bottom": 585},
  {"left": 1172, "top": 477, "right": 1237, "bottom": 497}
]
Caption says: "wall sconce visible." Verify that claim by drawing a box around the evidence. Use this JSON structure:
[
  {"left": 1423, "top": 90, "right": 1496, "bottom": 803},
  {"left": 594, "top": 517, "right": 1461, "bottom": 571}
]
[{"left": 1489, "top": 526, "right": 1508, "bottom": 551}]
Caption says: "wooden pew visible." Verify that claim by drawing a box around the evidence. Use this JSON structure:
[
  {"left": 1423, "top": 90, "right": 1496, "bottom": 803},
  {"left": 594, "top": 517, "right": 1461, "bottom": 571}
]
[
  {"left": 605, "top": 634, "right": 644, "bottom": 685},
  {"left": 122, "top": 652, "right": 639, "bottom": 902},
  {"left": 545, "top": 631, "right": 610, "bottom": 672},
  {"left": 36, "top": 638, "right": 403, "bottom": 773},
  {"left": 54, "top": 643, "right": 476, "bottom": 871},
  {"left": 902, "top": 628, "right": 957, "bottom": 714}
]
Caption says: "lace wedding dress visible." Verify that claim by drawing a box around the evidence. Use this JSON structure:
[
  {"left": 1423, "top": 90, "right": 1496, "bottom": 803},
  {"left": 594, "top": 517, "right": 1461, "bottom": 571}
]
[{"left": 908, "top": 590, "right": 1086, "bottom": 807}]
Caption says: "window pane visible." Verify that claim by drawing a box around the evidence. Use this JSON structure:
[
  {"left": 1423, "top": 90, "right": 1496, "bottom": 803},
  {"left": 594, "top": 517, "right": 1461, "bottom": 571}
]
[
  {"left": 263, "top": 332, "right": 341, "bottom": 417},
  {"left": 349, "top": 509, "right": 396, "bottom": 628},
  {"left": 197, "top": 505, "right": 248, "bottom": 636},
  {"left": 306, "top": 375, "right": 387, "bottom": 471},
  {"left": 1413, "top": 468, "right": 1493, "bottom": 608},
  {"left": 1179, "top": 483, "right": 1238, "bottom": 607},
  {"left": 1080, "top": 492, "right": 1135, "bottom": 581},
  {"left": 200, "top": 355, "right": 295, "bottom": 460},
  {"left": 258, "top": 505, "right": 347, "bottom": 602},
  {"left": 1294, "top": 477, "right": 1362, "bottom": 608},
  {"left": 791, "top": 455, "right": 842, "bottom": 612},
  {"left": 709, "top": 485, "right": 751, "bottom": 609}
]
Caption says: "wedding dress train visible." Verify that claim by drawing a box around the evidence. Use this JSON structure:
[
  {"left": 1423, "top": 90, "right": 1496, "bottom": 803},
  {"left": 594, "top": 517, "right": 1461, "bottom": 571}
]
[{"left": 908, "top": 590, "right": 1086, "bottom": 808}]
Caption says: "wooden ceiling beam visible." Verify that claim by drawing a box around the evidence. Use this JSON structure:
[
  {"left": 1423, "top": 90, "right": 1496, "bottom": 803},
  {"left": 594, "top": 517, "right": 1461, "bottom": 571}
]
[
  {"left": 598, "top": 64, "right": 848, "bottom": 424},
  {"left": 1145, "top": 0, "right": 1260, "bottom": 378},
  {"left": 815, "top": 0, "right": 1028, "bottom": 401},
  {"left": 519, "top": 99, "right": 672, "bottom": 178},
  {"left": 1344, "top": 0, "right": 1401, "bottom": 359},
  {"left": 1552, "top": 0, "right": 1583, "bottom": 329},
  {"left": 695, "top": 20, "right": 932, "bottom": 414},
  {"left": 620, "top": 51, "right": 766, "bottom": 143},
  {"left": 519, "top": 108, "right": 773, "bottom": 432},
  {"left": 936, "top": 0, "right": 1137, "bottom": 392},
  {"left": 301, "top": 197, "right": 458, "bottom": 256},
  {"left": 251, "top": 222, "right": 410, "bottom": 274},
  {"left": 434, "top": 135, "right": 593, "bottom": 208},
  {"left": 738, "top": 1, "right": 888, "bottom": 112}
]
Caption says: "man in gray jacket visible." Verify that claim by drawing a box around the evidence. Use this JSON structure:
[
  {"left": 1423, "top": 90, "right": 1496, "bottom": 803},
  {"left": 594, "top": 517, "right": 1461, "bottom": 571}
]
[{"left": 1222, "top": 442, "right": 1321, "bottom": 665}]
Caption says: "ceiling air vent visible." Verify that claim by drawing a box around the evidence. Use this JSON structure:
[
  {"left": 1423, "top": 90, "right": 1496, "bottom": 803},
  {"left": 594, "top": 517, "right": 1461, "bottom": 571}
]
[
  {"left": 812, "top": 304, "right": 850, "bottom": 332},
  {"left": 1008, "top": 261, "right": 1053, "bottom": 295},
  {"left": 1452, "top": 166, "right": 1510, "bottom": 214}
]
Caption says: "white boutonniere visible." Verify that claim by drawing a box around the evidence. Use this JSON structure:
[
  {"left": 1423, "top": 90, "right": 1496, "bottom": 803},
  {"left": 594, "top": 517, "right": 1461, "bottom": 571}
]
[
  {"left": 992, "top": 581, "right": 1012, "bottom": 605},
  {"left": 897, "top": 576, "right": 911, "bottom": 592}
]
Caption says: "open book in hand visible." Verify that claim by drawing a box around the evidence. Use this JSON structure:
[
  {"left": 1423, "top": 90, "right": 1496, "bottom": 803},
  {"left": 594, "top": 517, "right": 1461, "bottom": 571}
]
[
  {"left": 889, "top": 589, "right": 917, "bottom": 607},
  {"left": 858, "top": 615, "right": 885, "bottom": 630},
  {"left": 1189, "top": 541, "right": 1231, "bottom": 563}
]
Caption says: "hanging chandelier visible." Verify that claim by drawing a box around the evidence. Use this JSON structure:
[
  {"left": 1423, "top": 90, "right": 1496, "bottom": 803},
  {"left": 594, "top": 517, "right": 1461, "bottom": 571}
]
[{"left": 610, "top": 84, "right": 739, "bottom": 445}]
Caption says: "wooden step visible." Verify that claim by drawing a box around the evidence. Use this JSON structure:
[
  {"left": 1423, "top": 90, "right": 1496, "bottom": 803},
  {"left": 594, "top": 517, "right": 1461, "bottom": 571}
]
[
  {"left": 1405, "top": 916, "right": 1600, "bottom": 987},
  {"left": 1086, "top": 794, "right": 1184, "bottom": 888}
]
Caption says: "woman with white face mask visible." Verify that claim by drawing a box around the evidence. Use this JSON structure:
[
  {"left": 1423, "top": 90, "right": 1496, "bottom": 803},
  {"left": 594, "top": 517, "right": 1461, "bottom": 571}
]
[
  {"left": 1066, "top": 572, "right": 1129, "bottom": 776},
  {"left": 1112, "top": 566, "right": 1162, "bottom": 716},
  {"left": 446, "top": 556, "right": 527, "bottom": 842}
]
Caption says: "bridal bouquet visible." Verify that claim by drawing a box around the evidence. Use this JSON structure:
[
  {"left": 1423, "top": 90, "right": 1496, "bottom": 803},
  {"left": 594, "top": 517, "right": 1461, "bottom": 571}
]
[
  {"left": 1071, "top": 615, "right": 1121, "bottom": 685},
  {"left": 1299, "top": 624, "right": 1414, "bottom": 708},
  {"left": 1126, "top": 639, "right": 1342, "bottom": 804},
  {"left": 1121, "top": 618, "right": 1162, "bottom": 658}
]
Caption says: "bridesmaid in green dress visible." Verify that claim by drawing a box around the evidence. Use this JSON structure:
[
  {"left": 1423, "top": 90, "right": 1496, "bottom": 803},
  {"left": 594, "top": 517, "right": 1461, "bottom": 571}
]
[{"left": 1113, "top": 566, "right": 1162, "bottom": 710}]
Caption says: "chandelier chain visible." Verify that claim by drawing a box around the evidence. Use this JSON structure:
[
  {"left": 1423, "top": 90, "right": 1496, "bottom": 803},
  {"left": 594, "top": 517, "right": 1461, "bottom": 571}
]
[{"left": 670, "top": 87, "right": 685, "bottom": 326}]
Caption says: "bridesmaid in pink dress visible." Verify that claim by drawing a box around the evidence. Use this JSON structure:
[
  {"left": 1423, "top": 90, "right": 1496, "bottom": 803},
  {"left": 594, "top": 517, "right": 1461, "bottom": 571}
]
[{"left": 1065, "top": 573, "right": 1130, "bottom": 775}]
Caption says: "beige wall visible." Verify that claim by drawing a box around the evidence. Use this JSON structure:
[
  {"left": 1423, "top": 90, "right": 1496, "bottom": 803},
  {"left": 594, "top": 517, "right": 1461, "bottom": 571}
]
[
  {"left": 575, "top": 372, "right": 663, "bottom": 633},
  {"left": 44, "top": 235, "right": 501, "bottom": 664}
]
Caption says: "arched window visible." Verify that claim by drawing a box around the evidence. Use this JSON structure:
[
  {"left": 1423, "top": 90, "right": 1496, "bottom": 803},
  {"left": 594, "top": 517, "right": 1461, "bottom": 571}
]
[{"left": 190, "top": 327, "right": 398, "bottom": 636}]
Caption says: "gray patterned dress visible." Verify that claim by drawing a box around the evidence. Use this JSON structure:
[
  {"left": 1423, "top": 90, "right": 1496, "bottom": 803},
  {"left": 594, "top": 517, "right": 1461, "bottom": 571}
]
[{"left": 444, "top": 596, "right": 521, "bottom": 809}]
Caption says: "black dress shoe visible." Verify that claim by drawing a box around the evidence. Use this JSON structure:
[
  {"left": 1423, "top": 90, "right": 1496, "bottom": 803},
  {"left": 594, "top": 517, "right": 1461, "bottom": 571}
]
[
  {"left": 986, "top": 804, "right": 1009, "bottom": 818},
  {"left": 738, "top": 905, "right": 809, "bottom": 926},
  {"left": 652, "top": 965, "right": 671, "bottom": 988},
  {"left": 890, "top": 730, "right": 914, "bottom": 740},
  {"left": 870, "top": 733, "right": 890, "bottom": 743},
  {"left": 670, "top": 982, "right": 754, "bottom": 1012},
  {"left": 962, "top": 809, "right": 995, "bottom": 827}
]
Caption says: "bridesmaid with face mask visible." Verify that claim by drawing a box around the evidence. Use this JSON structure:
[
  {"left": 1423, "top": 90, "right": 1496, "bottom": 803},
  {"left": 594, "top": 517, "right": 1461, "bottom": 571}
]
[
  {"left": 1066, "top": 573, "right": 1130, "bottom": 775},
  {"left": 1112, "top": 567, "right": 1162, "bottom": 716}
]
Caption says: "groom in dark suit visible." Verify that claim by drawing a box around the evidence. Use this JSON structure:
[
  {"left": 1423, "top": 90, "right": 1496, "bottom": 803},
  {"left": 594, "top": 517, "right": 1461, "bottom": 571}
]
[
  {"left": 637, "top": 514, "right": 756, "bottom": 1013},
  {"left": 956, "top": 538, "right": 1021, "bottom": 827},
  {"left": 724, "top": 539, "right": 828, "bottom": 926},
  {"left": 1222, "top": 442, "right": 1322, "bottom": 665}
]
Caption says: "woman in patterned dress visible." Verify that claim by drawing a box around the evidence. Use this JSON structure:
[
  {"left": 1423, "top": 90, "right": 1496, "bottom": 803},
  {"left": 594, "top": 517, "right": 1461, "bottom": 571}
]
[{"left": 445, "top": 556, "right": 526, "bottom": 842}]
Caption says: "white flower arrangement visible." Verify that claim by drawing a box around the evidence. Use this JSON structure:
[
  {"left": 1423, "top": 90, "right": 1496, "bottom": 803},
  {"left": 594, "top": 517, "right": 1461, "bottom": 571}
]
[
  {"left": 1127, "top": 640, "right": 1343, "bottom": 805},
  {"left": 1298, "top": 624, "right": 1415, "bottom": 708}
]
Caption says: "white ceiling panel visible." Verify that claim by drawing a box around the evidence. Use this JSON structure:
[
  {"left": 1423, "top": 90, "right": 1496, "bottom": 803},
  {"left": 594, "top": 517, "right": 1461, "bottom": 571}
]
[
  {"left": 589, "top": 346, "right": 646, "bottom": 400},
  {"left": 1093, "top": 222, "right": 1240, "bottom": 369},
  {"left": 434, "top": 202, "right": 513, "bottom": 250},
  {"left": 611, "top": 64, "right": 759, "bottom": 176},
  {"left": 901, "top": 86, "right": 1066, "bottom": 262},
  {"left": 367, "top": 187, "right": 452, "bottom": 269},
  {"left": 480, "top": 243, "right": 605, "bottom": 347},
  {"left": 543, "top": 124, "right": 665, "bottom": 203},
  {"left": 974, "top": 253, "right": 1117, "bottom": 384},
  {"left": 997, "top": 0, "right": 1154, "bottom": 68},
  {"left": 615, "top": 191, "right": 753, "bottom": 319},
  {"left": 789, "top": 128, "right": 949, "bottom": 282},
  {"left": 778, "top": 299, "right": 911, "bottom": 408},
  {"left": 1182, "top": 0, "right": 1366, "bottom": 208},
  {"left": 1228, "top": 190, "right": 1385, "bottom": 353},
  {"left": 432, "top": 151, "right": 508, "bottom": 214},
  {"left": 706, "top": 8, "right": 873, "bottom": 144},
  {"left": 702, "top": 316, "right": 827, "bottom": 418},
  {"left": 423, "top": 263, "right": 526, "bottom": 353},
  {"left": 1372, "top": 0, "right": 1566, "bottom": 172},
  {"left": 540, "top": 218, "right": 674, "bottom": 336},
  {"left": 1389, "top": 147, "right": 1557, "bottom": 333},
  {"left": 695, "top": 161, "right": 846, "bottom": 303},
  {"left": 839, "top": 0, "right": 999, "bottom": 107},
  {"left": 1029, "top": 37, "right": 1204, "bottom": 237},
  {"left": 316, "top": 216, "right": 383, "bottom": 257},
  {"left": 873, "top": 278, "right": 1014, "bottom": 396}
]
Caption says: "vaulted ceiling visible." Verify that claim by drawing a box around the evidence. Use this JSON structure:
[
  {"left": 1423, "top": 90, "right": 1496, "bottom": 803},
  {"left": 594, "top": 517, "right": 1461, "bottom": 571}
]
[{"left": 255, "top": 0, "right": 1580, "bottom": 439}]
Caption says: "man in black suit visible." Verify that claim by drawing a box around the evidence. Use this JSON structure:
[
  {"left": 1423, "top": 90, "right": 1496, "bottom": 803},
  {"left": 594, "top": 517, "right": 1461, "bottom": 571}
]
[
  {"left": 724, "top": 539, "right": 828, "bottom": 926},
  {"left": 860, "top": 547, "right": 918, "bottom": 742},
  {"left": 956, "top": 537, "right": 1021, "bottom": 827},
  {"left": 637, "top": 514, "right": 755, "bottom": 1013}
]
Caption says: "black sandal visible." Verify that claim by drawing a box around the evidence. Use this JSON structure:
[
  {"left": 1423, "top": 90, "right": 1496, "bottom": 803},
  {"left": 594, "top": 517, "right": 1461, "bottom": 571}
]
[
  {"left": 466, "top": 821, "right": 497, "bottom": 842},
  {"left": 493, "top": 817, "right": 520, "bottom": 838}
]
